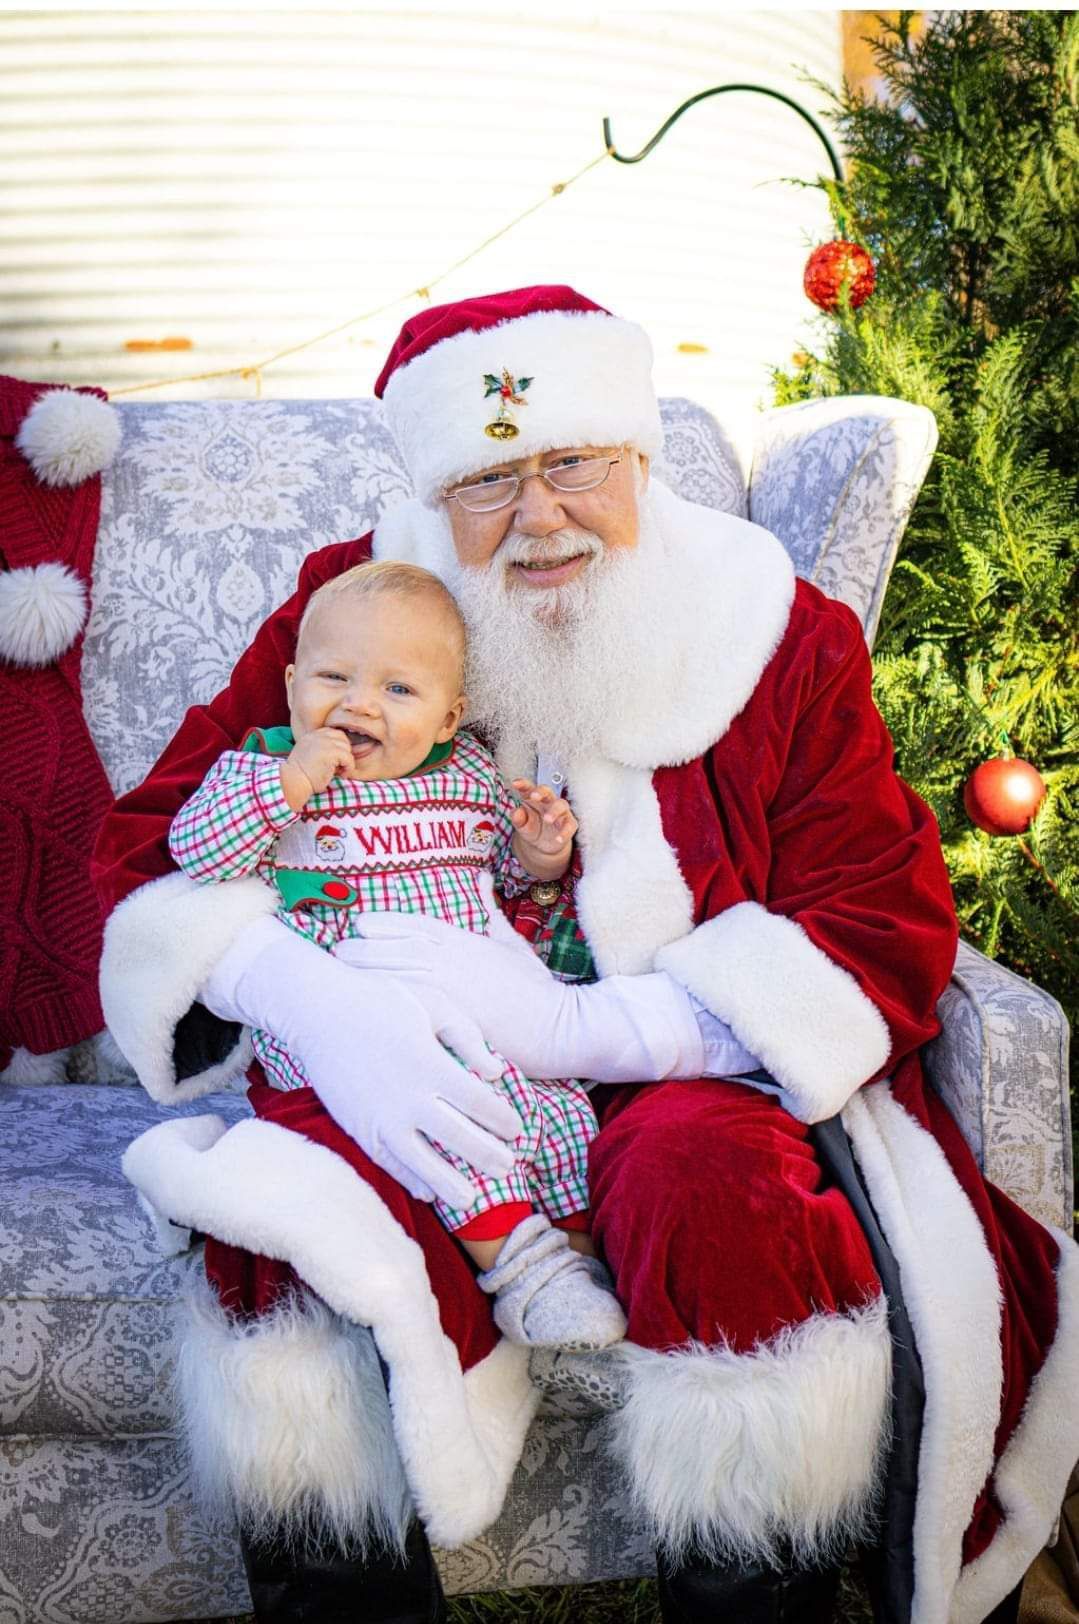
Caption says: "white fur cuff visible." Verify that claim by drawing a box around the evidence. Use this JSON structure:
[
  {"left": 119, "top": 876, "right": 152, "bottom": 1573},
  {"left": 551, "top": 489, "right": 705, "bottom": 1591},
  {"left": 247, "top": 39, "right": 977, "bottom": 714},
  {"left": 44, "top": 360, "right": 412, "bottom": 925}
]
[
  {"left": 100, "top": 871, "right": 276, "bottom": 1104},
  {"left": 606, "top": 1298, "right": 891, "bottom": 1566},
  {"left": 655, "top": 902, "right": 891, "bottom": 1120}
]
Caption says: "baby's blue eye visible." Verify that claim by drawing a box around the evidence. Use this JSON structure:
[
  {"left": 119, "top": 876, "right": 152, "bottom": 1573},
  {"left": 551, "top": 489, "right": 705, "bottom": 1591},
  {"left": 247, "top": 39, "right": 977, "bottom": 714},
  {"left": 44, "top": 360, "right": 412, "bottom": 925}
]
[
  {"left": 320, "top": 671, "right": 347, "bottom": 681},
  {"left": 387, "top": 682, "right": 412, "bottom": 696}
]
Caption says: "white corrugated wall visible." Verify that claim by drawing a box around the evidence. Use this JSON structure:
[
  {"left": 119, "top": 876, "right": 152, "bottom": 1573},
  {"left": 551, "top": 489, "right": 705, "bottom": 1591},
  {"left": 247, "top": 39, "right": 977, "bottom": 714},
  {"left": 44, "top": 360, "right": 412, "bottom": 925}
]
[{"left": 1, "top": 9, "right": 842, "bottom": 438}]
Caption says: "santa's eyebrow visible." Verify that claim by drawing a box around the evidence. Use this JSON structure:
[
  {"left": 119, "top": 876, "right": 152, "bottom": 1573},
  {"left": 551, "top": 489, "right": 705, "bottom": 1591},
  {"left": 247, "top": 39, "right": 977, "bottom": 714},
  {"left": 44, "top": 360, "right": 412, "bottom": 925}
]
[{"left": 456, "top": 448, "right": 603, "bottom": 485}]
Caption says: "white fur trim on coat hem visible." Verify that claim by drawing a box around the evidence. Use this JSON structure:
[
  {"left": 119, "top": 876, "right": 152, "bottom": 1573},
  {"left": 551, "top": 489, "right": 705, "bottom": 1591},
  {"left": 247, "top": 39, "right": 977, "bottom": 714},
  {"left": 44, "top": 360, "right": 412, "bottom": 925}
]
[
  {"left": 122, "top": 1112, "right": 539, "bottom": 1546},
  {"left": 605, "top": 1297, "right": 891, "bottom": 1567},
  {"left": 656, "top": 901, "right": 891, "bottom": 1119},
  {"left": 949, "top": 1226, "right": 1079, "bottom": 1624},
  {"left": 178, "top": 1266, "right": 412, "bottom": 1554},
  {"left": 100, "top": 871, "right": 275, "bottom": 1104},
  {"left": 842, "top": 1082, "right": 1004, "bottom": 1624}
]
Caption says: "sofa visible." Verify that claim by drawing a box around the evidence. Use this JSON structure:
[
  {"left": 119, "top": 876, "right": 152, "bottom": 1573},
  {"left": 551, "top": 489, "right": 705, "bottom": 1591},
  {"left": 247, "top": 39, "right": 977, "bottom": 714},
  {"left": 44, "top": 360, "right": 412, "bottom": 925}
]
[{"left": 1, "top": 390, "right": 1071, "bottom": 1624}]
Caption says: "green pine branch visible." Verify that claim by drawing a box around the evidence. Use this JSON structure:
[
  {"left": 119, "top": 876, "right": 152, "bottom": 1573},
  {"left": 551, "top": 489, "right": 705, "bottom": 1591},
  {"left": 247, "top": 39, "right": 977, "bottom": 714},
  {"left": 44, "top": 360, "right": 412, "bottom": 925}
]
[{"left": 774, "top": 9, "right": 1078, "bottom": 1098}]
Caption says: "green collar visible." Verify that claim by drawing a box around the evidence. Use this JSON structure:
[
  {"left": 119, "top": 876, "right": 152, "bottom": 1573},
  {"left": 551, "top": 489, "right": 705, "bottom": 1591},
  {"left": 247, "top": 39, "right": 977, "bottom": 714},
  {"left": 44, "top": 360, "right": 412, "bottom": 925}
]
[{"left": 240, "top": 726, "right": 455, "bottom": 777}]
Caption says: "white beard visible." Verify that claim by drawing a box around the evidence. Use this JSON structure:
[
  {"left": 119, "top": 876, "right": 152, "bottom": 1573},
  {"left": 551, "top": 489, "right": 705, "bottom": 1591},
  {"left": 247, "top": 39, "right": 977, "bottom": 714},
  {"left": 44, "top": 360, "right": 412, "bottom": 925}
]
[{"left": 422, "top": 491, "right": 672, "bottom": 765}]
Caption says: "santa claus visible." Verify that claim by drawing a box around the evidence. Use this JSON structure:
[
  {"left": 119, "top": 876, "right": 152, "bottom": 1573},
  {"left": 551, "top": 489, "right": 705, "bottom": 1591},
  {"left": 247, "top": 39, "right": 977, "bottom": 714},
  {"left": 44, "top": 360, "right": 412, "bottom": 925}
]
[{"left": 96, "top": 286, "right": 1078, "bottom": 1624}]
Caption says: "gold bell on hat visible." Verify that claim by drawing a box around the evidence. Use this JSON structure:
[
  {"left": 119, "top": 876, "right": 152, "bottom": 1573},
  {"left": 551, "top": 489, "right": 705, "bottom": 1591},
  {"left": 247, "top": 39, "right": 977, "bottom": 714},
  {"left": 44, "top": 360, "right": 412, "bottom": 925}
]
[{"left": 484, "top": 369, "right": 531, "bottom": 440}]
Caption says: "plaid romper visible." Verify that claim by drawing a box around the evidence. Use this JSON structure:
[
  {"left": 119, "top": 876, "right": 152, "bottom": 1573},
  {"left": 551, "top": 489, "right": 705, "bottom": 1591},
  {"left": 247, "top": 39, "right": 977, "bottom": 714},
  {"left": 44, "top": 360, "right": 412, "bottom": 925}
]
[{"left": 169, "top": 726, "right": 597, "bottom": 1232}]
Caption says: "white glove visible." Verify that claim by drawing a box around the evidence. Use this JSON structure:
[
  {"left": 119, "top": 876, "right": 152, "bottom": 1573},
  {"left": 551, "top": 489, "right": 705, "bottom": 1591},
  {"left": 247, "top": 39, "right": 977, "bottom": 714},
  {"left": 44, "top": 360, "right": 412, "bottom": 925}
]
[
  {"left": 200, "top": 916, "right": 522, "bottom": 1207},
  {"left": 333, "top": 912, "right": 715, "bottom": 1084}
]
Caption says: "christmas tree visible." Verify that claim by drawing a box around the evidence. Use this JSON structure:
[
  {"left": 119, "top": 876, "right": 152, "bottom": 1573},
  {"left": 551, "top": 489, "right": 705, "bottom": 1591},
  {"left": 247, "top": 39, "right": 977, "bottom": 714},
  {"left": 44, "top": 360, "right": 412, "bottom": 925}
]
[{"left": 774, "top": 11, "right": 1078, "bottom": 1124}]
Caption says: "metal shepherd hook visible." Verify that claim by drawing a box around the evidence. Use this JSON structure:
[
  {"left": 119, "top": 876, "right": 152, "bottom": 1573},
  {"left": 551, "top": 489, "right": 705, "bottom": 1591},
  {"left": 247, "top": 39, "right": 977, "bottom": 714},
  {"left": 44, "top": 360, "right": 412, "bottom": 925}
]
[{"left": 603, "top": 85, "right": 845, "bottom": 183}]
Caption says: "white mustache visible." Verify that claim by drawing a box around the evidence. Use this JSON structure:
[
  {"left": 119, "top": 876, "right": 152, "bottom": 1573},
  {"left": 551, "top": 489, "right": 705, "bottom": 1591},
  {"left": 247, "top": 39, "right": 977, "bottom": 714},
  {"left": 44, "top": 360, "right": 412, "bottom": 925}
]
[{"left": 498, "top": 527, "right": 603, "bottom": 568}]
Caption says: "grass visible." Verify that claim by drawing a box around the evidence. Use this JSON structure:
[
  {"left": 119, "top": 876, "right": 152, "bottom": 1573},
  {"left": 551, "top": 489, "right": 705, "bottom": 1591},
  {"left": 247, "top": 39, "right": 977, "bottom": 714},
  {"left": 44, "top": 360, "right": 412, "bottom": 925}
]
[{"left": 199, "top": 1562, "right": 876, "bottom": 1621}]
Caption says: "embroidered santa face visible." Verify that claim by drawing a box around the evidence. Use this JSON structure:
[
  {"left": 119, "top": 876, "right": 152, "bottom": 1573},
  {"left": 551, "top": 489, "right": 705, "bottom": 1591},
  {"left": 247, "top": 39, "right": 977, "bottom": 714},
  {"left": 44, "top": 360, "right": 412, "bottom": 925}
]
[
  {"left": 467, "top": 819, "right": 497, "bottom": 855},
  {"left": 315, "top": 826, "right": 346, "bottom": 864}
]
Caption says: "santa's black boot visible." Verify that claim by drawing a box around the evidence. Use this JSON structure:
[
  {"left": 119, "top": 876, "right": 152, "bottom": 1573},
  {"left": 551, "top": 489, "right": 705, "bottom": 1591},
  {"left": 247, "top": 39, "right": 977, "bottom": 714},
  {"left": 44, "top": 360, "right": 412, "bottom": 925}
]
[
  {"left": 656, "top": 1546, "right": 842, "bottom": 1624},
  {"left": 240, "top": 1518, "right": 447, "bottom": 1623}
]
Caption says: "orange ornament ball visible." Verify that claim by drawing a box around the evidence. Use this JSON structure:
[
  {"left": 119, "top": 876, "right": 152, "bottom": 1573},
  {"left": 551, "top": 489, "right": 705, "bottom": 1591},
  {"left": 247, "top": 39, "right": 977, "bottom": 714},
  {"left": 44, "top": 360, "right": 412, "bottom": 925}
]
[
  {"left": 803, "top": 240, "right": 876, "bottom": 312},
  {"left": 963, "top": 757, "right": 1046, "bottom": 836}
]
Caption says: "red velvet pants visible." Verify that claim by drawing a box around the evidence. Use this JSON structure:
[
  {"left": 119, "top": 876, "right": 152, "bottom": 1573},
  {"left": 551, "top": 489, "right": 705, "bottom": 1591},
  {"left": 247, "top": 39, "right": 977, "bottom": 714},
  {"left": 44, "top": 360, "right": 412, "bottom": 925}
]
[{"left": 205, "top": 1075, "right": 882, "bottom": 1360}]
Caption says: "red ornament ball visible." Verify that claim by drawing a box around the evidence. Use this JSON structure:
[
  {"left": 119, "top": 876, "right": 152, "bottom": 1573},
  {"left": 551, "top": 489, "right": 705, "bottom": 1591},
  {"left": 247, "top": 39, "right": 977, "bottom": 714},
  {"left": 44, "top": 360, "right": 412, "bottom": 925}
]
[
  {"left": 963, "top": 757, "right": 1046, "bottom": 836},
  {"left": 803, "top": 240, "right": 876, "bottom": 312}
]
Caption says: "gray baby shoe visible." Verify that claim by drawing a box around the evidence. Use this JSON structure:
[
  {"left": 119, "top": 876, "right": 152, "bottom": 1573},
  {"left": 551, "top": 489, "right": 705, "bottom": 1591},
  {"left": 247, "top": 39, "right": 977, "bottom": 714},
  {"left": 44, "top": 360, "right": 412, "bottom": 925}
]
[{"left": 476, "top": 1212, "right": 627, "bottom": 1351}]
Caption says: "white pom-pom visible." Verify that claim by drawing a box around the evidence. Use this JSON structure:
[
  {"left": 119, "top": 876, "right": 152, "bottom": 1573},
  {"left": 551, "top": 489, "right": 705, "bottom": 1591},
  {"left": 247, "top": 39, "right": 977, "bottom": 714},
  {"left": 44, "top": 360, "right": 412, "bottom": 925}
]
[
  {"left": 0, "top": 562, "right": 87, "bottom": 666},
  {"left": 0, "top": 1045, "right": 71, "bottom": 1085},
  {"left": 15, "top": 389, "right": 121, "bottom": 487}
]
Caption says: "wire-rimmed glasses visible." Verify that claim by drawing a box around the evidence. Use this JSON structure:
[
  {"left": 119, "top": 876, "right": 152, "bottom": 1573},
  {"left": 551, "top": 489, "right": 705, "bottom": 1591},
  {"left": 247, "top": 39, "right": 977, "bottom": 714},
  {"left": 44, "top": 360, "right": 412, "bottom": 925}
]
[{"left": 444, "top": 451, "right": 623, "bottom": 514}]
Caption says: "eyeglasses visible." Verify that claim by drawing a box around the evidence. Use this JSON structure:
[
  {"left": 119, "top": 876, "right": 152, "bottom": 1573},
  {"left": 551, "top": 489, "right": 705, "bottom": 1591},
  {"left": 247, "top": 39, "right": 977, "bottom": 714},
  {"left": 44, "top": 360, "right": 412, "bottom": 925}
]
[{"left": 445, "top": 451, "right": 623, "bottom": 514}]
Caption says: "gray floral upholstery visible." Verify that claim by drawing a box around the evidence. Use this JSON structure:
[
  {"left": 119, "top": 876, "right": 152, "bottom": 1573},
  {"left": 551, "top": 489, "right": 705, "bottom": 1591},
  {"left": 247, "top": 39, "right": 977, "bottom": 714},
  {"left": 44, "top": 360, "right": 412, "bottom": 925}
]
[
  {"left": 749, "top": 394, "right": 939, "bottom": 650},
  {"left": 926, "top": 940, "right": 1072, "bottom": 1232},
  {"left": 3, "top": 392, "right": 1071, "bottom": 1622},
  {"left": 0, "top": 1087, "right": 251, "bottom": 1624}
]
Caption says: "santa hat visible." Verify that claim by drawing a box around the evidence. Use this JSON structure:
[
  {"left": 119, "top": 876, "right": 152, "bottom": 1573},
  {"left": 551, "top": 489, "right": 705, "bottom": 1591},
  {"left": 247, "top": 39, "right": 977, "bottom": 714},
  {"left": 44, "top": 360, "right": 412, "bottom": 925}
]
[
  {"left": 375, "top": 285, "right": 663, "bottom": 507},
  {"left": 0, "top": 376, "right": 121, "bottom": 1066},
  {"left": 0, "top": 379, "right": 121, "bottom": 665}
]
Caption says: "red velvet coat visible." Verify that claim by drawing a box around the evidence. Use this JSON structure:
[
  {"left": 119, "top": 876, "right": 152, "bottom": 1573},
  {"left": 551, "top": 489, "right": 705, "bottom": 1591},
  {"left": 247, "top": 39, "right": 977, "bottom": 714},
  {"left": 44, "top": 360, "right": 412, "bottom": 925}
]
[{"left": 101, "top": 487, "right": 1078, "bottom": 1624}]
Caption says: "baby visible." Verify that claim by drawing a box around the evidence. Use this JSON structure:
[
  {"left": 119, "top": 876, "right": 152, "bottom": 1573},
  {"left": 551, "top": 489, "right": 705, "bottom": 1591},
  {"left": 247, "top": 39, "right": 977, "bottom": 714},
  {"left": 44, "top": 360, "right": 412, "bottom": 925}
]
[{"left": 169, "top": 560, "right": 625, "bottom": 1351}]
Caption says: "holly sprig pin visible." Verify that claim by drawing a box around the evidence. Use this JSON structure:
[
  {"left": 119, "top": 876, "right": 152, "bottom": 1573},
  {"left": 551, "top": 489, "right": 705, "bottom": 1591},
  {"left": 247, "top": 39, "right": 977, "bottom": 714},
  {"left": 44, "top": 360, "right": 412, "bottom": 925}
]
[{"left": 484, "top": 368, "right": 533, "bottom": 439}]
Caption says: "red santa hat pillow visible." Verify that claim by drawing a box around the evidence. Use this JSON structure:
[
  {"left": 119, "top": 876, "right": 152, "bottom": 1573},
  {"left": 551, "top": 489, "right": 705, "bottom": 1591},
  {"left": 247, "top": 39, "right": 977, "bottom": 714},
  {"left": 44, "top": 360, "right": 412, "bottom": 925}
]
[
  {"left": 0, "top": 381, "right": 121, "bottom": 666},
  {"left": 374, "top": 285, "right": 664, "bottom": 507},
  {"left": 0, "top": 376, "right": 122, "bottom": 1069}
]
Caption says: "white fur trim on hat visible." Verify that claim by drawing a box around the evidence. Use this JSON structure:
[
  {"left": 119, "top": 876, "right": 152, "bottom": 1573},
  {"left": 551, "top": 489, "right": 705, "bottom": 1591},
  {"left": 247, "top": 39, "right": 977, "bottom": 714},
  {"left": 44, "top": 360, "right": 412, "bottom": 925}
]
[
  {"left": 15, "top": 388, "right": 121, "bottom": 487},
  {"left": 0, "top": 562, "right": 87, "bottom": 666},
  {"left": 381, "top": 309, "right": 664, "bottom": 504}
]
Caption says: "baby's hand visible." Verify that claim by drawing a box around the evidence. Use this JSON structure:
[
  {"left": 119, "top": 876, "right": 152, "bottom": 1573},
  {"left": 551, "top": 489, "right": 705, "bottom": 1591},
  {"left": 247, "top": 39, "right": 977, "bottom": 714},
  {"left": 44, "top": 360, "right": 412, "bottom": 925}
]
[
  {"left": 280, "top": 728, "right": 354, "bottom": 811},
  {"left": 510, "top": 779, "right": 577, "bottom": 877}
]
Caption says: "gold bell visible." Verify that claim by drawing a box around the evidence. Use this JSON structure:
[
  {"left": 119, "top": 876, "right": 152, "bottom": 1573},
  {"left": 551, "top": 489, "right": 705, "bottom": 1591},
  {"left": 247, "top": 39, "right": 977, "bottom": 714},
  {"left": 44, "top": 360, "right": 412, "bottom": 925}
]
[
  {"left": 485, "top": 419, "right": 519, "bottom": 441},
  {"left": 529, "top": 880, "right": 561, "bottom": 907}
]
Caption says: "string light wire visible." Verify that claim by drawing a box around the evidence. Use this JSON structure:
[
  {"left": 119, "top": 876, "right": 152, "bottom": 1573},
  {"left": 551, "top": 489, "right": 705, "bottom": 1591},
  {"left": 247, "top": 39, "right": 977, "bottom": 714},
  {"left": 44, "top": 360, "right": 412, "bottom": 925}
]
[{"left": 110, "top": 151, "right": 609, "bottom": 398}]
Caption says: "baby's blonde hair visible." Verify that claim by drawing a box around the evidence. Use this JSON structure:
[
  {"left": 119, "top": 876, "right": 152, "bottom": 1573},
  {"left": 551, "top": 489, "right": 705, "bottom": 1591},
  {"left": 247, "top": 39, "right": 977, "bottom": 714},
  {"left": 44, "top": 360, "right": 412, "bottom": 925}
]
[{"left": 297, "top": 559, "right": 467, "bottom": 685}]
